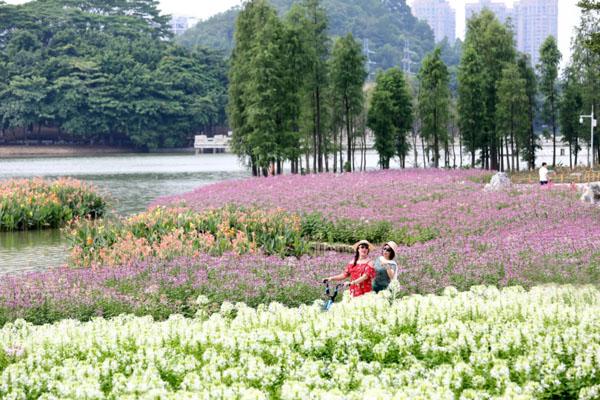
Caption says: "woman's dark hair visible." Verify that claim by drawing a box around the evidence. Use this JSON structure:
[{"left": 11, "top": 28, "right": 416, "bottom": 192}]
[
  {"left": 353, "top": 245, "right": 369, "bottom": 266},
  {"left": 387, "top": 248, "right": 396, "bottom": 260}
]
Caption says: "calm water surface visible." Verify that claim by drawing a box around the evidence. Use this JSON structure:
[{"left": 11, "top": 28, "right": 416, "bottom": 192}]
[{"left": 0, "top": 153, "right": 250, "bottom": 274}]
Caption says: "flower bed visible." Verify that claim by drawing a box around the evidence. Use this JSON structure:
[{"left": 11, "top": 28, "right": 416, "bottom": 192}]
[
  {"left": 66, "top": 205, "right": 308, "bottom": 267},
  {"left": 156, "top": 169, "right": 600, "bottom": 289},
  {"left": 0, "top": 178, "right": 106, "bottom": 230},
  {"left": 0, "top": 253, "right": 345, "bottom": 326},
  {"left": 1, "top": 285, "right": 599, "bottom": 399}
]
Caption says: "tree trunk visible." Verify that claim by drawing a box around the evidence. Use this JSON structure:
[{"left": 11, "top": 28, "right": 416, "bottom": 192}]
[
  {"left": 421, "top": 136, "right": 427, "bottom": 167},
  {"left": 333, "top": 128, "right": 338, "bottom": 173},
  {"left": 552, "top": 96, "right": 556, "bottom": 167},
  {"left": 345, "top": 96, "right": 352, "bottom": 172},
  {"left": 459, "top": 131, "right": 463, "bottom": 168},
  {"left": 490, "top": 129, "right": 498, "bottom": 171},
  {"left": 499, "top": 136, "right": 504, "bottom": 172},
  {"left": 316, "top": 87, "right": 323, "bottom": 173},
  {"left": 452, "top": 132, "right": 457, "bottom": 169},
  {"left": 312, "top": 104, "right": 317, "bottom": 173},
  {"left": 412, "top": 130, "right": 418, "bottom": 168},
  {"left": 575, "top": 135, "right": 578, "bottom": 166},
  {"left": 569, "top": 145, "right": 573, "bottom": 169},
  {"left": 305, "top": 148, "right": 311, "bottom": 174},
  {"left": 505, "top": 134, "right": 511, "bottom": 172},
  {"left": 433, "top": 108, "right": 439, "bottom": 168}
]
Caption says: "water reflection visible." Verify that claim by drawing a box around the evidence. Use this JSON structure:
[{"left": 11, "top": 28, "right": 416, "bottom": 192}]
[
  {"left": 0, "top": 229, "right": 67, "bottom": 274},
  {"left": 0, "top": 153, "right": 250, "bottom": 273}
]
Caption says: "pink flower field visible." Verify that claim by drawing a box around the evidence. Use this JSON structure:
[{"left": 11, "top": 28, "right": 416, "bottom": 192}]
[{"left": 158, "top": 169, "right": 600, "bottom": 290}]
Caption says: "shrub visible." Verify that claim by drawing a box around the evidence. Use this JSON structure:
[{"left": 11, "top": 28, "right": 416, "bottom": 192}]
[{"left": 0, "top": 178, "right": 106, "bottom": 230}]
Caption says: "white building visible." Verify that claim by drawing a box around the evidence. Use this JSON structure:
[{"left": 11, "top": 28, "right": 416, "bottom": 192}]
[
  {"left": 465, "top": 0, "right": 513, "bottom": 25},
  {"left": 465, "top": 0, "right": 558, "bottom": 67},
  {"left": 514, "top": 0, "right": 558, "bottom": 67},
  {"left": 169, "top": 16, "right": 199, "bottom": 36},
  {"left": 412, "top": 0, "right": 456, "bottom": 43}
]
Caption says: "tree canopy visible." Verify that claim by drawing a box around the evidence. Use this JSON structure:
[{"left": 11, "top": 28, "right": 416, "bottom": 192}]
[{"left": 0, "top": 0, "right": 228, "bottom": 149}]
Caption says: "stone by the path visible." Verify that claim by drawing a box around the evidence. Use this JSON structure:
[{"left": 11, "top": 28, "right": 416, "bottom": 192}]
[
  {"left": 580, "top": 183, "right": 600, "bottom": 205},
  {"left": 484, "top": 172, "right": 511, "bottom": 191}
]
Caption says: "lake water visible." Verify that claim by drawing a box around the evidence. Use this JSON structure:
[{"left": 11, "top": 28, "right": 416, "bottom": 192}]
[{"left": 0, "top": 153, "right": 250, "bottom": 274}]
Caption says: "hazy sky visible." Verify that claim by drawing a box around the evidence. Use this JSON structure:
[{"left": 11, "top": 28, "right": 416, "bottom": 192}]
[{"left": 5, "top": 0, "right": 582, "bottom": 64}]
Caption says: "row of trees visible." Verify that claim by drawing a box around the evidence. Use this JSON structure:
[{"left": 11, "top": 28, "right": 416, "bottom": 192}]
[
  {"left": 231, "top": 0, "right": 600, "bottom": 173},
  {"left": 229, "top": 0, "right": 368, "bottom": 176},
  {"left": 0, "top": 0, "right": 227, "bottom": 149},
  {"left": 370, "top": 4, "right": 600, "bottom": 171}
]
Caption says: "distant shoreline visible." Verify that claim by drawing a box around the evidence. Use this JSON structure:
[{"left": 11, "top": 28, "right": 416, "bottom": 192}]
[{"left": 0, "top": 145, "right": 194, "bottom": 158}]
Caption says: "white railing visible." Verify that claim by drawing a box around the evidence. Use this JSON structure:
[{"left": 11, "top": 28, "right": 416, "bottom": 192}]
[{"left": 194, "top": 134, "right": 231, "bottom": 153}]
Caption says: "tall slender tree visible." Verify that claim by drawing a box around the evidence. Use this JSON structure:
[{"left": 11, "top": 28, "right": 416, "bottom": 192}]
[
  {"left": 559, "top": 66, "right": 584, "bottom": 167},
  {"left": 458, "top": 45, "right": 484, "bottom": 167},
  {"left": 229, "top": 0, "right": 303, "bottom": 175},
  {"left": 330, "top": 33, "right": 367, "bottom": 172},
  {"left": 418, "top": 47, "right": 450, "bottom": 168},
  {"left": 516, "top": 53, "right": 538, "bottom": 170},
  {"left": 460, "top": 10, "right": 515, "bottom": 170},
  {"left": 495, "top": 63, "right": 529, "bottom": 171},
  {"left": 572, "top": 8, "right": 600, "bottom": 166},
  {"left": 367, "top": 68, "right": 412, "bottom": 169},
  {"left": 286, "top": 0, "right": 330, "bottom": 173},
  {"left": 538, "top": 35, "right": 562, "bottom": 167}
]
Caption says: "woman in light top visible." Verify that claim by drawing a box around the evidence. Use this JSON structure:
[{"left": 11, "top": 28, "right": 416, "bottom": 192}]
[
  {"left": 323, "top": 240, "right": 376, "bottom": 297},
  {"left": 372, "top": 241, "right": 398, "bottom": 293}
]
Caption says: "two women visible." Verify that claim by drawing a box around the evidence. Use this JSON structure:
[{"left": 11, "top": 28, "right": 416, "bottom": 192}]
[{"left": 324, "top": 239, "right": 398, "bottom": 297}]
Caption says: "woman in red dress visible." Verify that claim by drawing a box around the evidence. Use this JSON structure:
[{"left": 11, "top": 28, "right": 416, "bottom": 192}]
[{"left": 323, "top": 240, "right": 376, "bottom": 297}]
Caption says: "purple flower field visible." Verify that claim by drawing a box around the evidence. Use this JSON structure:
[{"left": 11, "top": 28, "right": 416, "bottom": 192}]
[
  {"left": 1, "top": 169, "right": 599, "bottom": 325},
  {"left": 157, "top": 169, "right": 600, "bottom": 289},
  {"left": 0, "top": 252, "right": 346, "bottom": 325}
]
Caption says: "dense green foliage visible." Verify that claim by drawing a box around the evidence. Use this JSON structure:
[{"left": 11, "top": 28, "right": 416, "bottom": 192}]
[
  {"left": 0, "top": 0, "right": 228, "bottom": 149},
  {"left": 457, "top": 10, "right": 516, "bottom": 170},
  {"left": 418, "top": 48, "right": 450, "bottom": 168},
  {"left": 571, "top": 5, "right": 600, "bottom": 166},
  {"left": 368, "top": 68, "right": 413, "bottom": 168},
  {"left": 330, "top": 33, "right": 368, "bottom": 172},
  {"left": 229, "top": 0, "right": 367, "bottom": 175},
  {"left": 516, "top": 53, "right": 539, "bottom": 170},
  {"left": 179, "top": 0, "right": 435, "bottom": 73},
  {"left": 228, "top": 0, "right": 305, "bottom": 175},
  {"left": 286, "top": 0, "right": 331, "bottom": 174},
  {"left": 578, "top": 0, "right": 600, "bottom": 55},
  {"left": 495, "top": 63, "right": 529, "bottom": 172},
  {"left": 538, "top": 36, "right": 562, "bottom": 167},
  {"left": 559, "top": 67, "right": 584, "bottom": 167}
]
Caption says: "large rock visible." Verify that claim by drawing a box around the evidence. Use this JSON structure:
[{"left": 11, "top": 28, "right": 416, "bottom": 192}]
[
  {"left": 484, "top": 172, "right": 511, "bottom": 191},
  {"left": 580, "top": 183, "right": 600, "bottom": 205}
]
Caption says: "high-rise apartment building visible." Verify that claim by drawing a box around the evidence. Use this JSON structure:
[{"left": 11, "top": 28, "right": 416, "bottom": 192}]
[
  {"left": 465, "top": 0, "right": 513, "bottom": 26},
  {"left": 514, "top": 0, "right": 558, "bottom": 66},
  {"left": 465, "top": 0, "right": 558, "bottom": 67},
  {"left": 412, "top": 0, "right": 456, "bottom": 43}
]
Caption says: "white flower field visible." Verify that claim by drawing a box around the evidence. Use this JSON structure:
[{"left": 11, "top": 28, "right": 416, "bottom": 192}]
[{"left": 1, "top": 284, "right": 599, "bottom": 399}]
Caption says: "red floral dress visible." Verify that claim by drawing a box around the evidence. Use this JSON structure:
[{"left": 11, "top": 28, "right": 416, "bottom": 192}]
[{"left": 344, "top": 262, "right": 376, "bottom": 297}]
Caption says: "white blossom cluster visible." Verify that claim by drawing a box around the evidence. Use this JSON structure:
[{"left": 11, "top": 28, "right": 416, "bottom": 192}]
[{"left": 1, "top": 285, "right": 599, "bottom": 399}]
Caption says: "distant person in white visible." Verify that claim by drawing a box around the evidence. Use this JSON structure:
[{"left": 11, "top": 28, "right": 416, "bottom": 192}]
[{"left": 539, "top": 162, "right": 551, "bottom": 186}]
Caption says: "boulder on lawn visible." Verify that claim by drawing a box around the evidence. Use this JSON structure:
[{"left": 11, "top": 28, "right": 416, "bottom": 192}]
[{"left": 484, "top": 172, "right": 511, "bottom": 191}]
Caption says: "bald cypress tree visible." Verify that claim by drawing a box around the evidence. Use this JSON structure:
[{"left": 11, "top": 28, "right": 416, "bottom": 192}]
[{"left": 418, "top": 47, "right": 450, "bottom": 169}]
